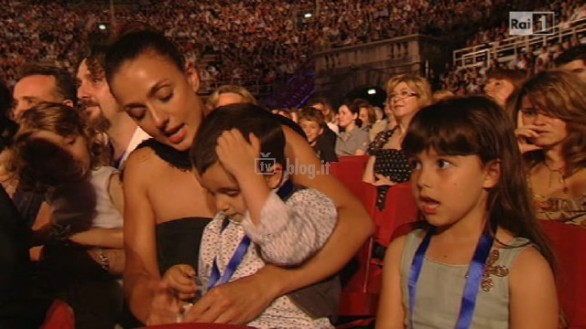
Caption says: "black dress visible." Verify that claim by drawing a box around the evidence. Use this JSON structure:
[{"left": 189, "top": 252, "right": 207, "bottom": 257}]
[{"left": 367, "top": 129, "right": 412, "bottom": 210}]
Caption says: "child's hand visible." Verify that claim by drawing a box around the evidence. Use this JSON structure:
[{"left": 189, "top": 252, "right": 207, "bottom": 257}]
[
  {"left": 216, "top": 129, "right": 262, "bottom": 179},
  {"left": 163, "top": 264, "right": 198, "bottom": 301}
]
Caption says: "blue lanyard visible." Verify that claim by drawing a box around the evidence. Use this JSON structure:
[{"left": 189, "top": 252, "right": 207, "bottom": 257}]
[
  {"left": 208, "top": 179, "right": 294, "bottom": 290},
  {"left": 408, "top": 222, "right": 496, "bottom": 329}
]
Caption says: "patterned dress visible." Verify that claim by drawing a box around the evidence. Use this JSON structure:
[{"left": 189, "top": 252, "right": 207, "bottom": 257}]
[
  {"left": 367, "top": 128, "right": 412, "bottom": 210},
  {"left": 533, "top": 193, "right": 586, "bottom": 228},
  {"left": 199, "top": 186, "right": 338, "bottom": 328}
]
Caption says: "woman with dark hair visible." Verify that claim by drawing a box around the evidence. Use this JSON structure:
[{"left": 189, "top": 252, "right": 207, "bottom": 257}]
[
  {"left": 335, "top": 101, "right": 369, "bottom": 157},
  {"left": 104, "top": 29, "right": 373, "bottom": 325},
  {"left": 511, "top": 70, "right": 586, "bottom": 227}
]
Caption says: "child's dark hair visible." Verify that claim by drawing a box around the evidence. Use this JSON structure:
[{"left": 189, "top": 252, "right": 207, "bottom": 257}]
[
  {"left": 12, "top": 102, "right": 107, "bottom": 193},
  {"left": 190, "top": 103, "right": 286, "bottom": 175},
  {"left": 402, "top": 96, "right": 555, "bottom": 269},
  {"left": 104, "top": 29, "right": 185, "bottom": 86}
]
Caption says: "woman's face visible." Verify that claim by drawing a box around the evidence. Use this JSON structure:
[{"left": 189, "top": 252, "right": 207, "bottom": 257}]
[
  {"left": 519, "top": 97, "right": 568, "bottom": 148},
  {"left": 359, "top": 107, "right": 372, "bottom": 126},
  {"left": 109, "top": 52, "right": 203, "bottom": 151},
  {"left": 337, "top": 105, "right": 356, "bottom": 128},
  {"left": 389, "top": 82, "right": 420, "bottom": 122}
]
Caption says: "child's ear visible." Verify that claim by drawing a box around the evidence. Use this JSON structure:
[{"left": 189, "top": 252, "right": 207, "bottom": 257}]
[
  {"left": 318, "top": 127, "right": 324, "bottom": 135},
  {"left": 265, "top": 163, "right": 284, "bottom": 189},
  {"left": 482, "top": 160, "right": 501, "bottom": 189}
]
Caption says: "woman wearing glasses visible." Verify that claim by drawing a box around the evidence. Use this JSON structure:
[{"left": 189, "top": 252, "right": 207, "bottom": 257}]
[{"left": 362, "top": 74, "right": 432, "bottom": 210}]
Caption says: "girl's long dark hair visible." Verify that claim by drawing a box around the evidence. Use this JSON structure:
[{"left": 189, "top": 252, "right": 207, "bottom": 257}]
[{"left": 402, "top": 96, "right": 555, "bottom": 270}]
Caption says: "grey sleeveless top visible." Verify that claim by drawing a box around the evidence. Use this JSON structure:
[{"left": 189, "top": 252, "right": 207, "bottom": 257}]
[{"left": 400, "top": 229, "right": 531, "bottom": 328}]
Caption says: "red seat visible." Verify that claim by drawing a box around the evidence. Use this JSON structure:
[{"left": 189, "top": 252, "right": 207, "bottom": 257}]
[
  {"left": 540, "top": 221, "right": 586, "bottom": 328},
  {"left": 40, "top": 299, "right": 75, "bottom": 329},
  {"left": 330, "top": 158, "right": 420, "bottom": 320},
  {"left": 372, "top": 182, "right": 420, "bottom": 248},
  {"left": 330, "top": 156, "right": 379, "bottom": 317}
]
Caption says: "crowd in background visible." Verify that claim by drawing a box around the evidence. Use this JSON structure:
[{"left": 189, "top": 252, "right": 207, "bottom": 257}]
[{"left": 1, "top": 0, "right": 576, "bottom": 92}]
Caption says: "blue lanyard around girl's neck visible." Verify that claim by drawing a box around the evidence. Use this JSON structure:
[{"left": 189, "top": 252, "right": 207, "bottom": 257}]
[
  {"left": 208, "top": 179, "right": 295, "bottom": 290},
  {"left": 408, "top": 221, "right": 497, "bottom": 329}
]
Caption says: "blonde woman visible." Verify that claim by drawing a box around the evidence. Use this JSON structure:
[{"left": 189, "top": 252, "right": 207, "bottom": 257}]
[
  {"left": 362, "top": 74, "right": 432, "bottom": 210},
  {"left": 205, "top": 84, "right": 257, "bottom": 114}
]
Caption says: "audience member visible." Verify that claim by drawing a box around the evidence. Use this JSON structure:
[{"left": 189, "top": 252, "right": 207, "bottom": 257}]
[
  {"left": 159, "top": 104, "right": 338, "bottom": 328},
  {"left": 334, "top": 102, "right": 369, "bottom": 157},
  {"left": 511, "top": 70, "right": 586, "bottom": 227},
  {"left": 205, "top": 84, "right": 257, "bottom": 114},
  {"left": 298, "top": 106, "right": 337, "bottom": 163},
  {"left": 555, "top": 44, "right": 586, "bottom": 82},
  {"left": 12, "top": 102, "right": 125, "bottom": 329},
  {"left": 11, "top": 64, "right": 76, "bottom": 120},
  {"left": 363, "top": 74, "right": 431, "bottom": 210},
  {"left": 377, "top": 96, "right": 557, "bottom": 328},
  {"left": 103, "top": 29, "right": 372, "bottom": 325}
]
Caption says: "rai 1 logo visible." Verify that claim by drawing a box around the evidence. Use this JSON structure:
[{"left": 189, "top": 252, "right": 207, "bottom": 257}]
[{"left": 509, "top": 12, "right": 555, "bottom": 36}]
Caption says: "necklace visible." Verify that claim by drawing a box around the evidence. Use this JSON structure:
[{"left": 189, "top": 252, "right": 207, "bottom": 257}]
[{"left": 543, "top": 161, "right": 568, "bottom": 193}]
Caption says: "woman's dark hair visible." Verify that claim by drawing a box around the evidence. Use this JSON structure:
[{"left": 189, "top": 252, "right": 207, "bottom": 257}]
[
  {"left": 190, "top": 103, "right": 286, "bottom": 175},
  {"left": 402, "top": 96, "right": 555, "bottom": 270},
  {"left": 104, "top": 30, "right": 185, "bottom": 85}
]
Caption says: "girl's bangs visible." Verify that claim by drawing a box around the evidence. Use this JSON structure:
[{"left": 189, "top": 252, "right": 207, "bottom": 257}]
[{"left": 403, "top": 106, "right": 481, "bottom": 157}]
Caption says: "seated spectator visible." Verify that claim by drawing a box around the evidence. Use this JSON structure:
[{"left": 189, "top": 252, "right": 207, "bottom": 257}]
[
  {"left": 11, "top": 64, "right": 76, "bottom": 121},
  {"left": 307, "top": 97, "right": 339, "bottom": 135},
  {"left": 356, "top": 99, "right": 377, "bottom": 131},
  {"left": 160, "top": 104, "right": 338, "bottom": 328},
  {"left": 483, "top": 68, "right": 526, "bottom": 108},
  {"left": 369, "top": 102, "right": 395, "bottom": 142},
  {"left": 555, "top": 44, "right": 586, "bottom": 82},
  {"left": 335, "top": 102, "right": 369, "bottom": 157},
  {"left": 205, "top": 84, "right": 257, "bottom": 114},
  {"left": 362, "top": 74, "right": 432, "bottom": 210},
  {"left": 512, "top": 71, "right": 586, "bottom": 227},
  {"left": 12, "top": 102, "right": 125, "bottom": 328},
  {"left": 298, "top": 106, "right": 337, "bottom": 163}
]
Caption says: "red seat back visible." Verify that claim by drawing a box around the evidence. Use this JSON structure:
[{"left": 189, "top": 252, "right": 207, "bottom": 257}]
[
  {"left": 373, "top": 182, "right": 419, "bottom": 248},
  {"left": 540, "top": 221, "right": 586, "bottom": 328},
  {"left": 330, "top": 156, "right": 379, "bottom": 317},
  {"left": 40, "top": 300, "right": 75, "bottom": 329},
  {"left": 329, "top": 156, "right": 377, "bottom": 215}
]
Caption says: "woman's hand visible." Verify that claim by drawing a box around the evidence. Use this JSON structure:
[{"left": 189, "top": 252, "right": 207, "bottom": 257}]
[
  {"left": 372, "top": 173, "right": 397, "bottom": 187},
  {"left": 182, "top": 266, "right": 281, "bottom": 324},
  {"left": 146, "top": 281, "right": 182, "bottom": 326},
  {"left": 515, "top": 125, "right": 542, "bottom": 154}
]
